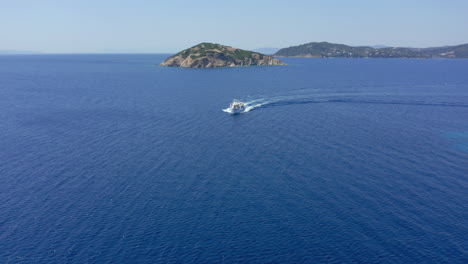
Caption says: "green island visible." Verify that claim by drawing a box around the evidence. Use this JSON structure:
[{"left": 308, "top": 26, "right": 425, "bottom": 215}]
[
  {"left": 160, "top": 43, "right": 286, "bottom": 68},
  {"left": 274, "top": 42, "right": 468, "bottom": 58}
]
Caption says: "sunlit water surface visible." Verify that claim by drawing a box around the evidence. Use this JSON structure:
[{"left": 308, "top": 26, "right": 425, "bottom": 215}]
[{"left": 0, "top": 55, "right": 467, "bottom": 263}]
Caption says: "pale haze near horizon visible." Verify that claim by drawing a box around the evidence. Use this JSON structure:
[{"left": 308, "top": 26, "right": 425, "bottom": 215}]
[{"left": 1, "top": 0, "right": 468, "bottom": 53}]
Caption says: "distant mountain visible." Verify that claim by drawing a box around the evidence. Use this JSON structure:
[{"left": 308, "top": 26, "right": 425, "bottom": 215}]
[
  {"left": 252, "top": 48, "right": 280, "bottom": 55},
  {"left": 160, "top": 43, "right": 286, "bottom": 68},
  {"left": 0, "top": 50, "right": 41, "bottom": 55},
  {"left": 371, "top": 45, "right": 392, "bottom": 49},
  {"left": 274, "top": 42, "right": 468, "bottom": 58}
]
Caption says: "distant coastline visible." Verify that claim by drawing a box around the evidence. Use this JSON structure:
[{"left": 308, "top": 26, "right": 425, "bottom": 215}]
[
  {"left": 0, "top": 50, "right": 42, "bottom": 55},
  {"left": 274, "top": 42, "right": 468, "bottom": 59}
]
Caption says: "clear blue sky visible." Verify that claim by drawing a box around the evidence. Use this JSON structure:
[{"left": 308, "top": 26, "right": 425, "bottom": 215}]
[{"left": 2, "top": 0, "right": 468, "bottom": 53}]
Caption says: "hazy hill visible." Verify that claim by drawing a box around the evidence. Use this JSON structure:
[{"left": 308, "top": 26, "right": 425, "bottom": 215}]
[
  {"left": 275, "top": 42, "right": 468, "bottom": 58},
  {"left": 0, "top": 50, "right": 41, "bottom": 55}
]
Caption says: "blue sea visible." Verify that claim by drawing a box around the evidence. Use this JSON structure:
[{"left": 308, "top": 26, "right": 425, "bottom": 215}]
[{"left": 0, "top": 55, "right": 467, "bottom": 263}]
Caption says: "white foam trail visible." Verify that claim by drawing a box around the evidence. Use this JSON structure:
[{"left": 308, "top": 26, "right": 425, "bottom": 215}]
[
  {"left": 242, "top": 95, "right": 304, "bottom": 112},
  {"left": 223, "top": 94, "right": 309, "bottom": 114},
  {"left": 243, "top": 100, "right": 276, "bottom": 112},
  {"left": 223, "top": 84, "right": 468, "bottom": 114},
  {"left": 222, "top": 97, "right": 271, "bottom": 114},
  {"left": 223, "top": 90, "right": 415, "bottom": 114}
]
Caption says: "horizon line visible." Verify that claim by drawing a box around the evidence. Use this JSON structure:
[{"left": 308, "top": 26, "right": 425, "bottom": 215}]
[{"left": 1, "top": 41, "right": 467, "bottom": 55}]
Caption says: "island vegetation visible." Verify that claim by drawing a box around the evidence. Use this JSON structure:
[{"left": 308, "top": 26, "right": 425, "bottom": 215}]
[{"left": 161, "top": 43, "right": 286, "bottom": 68}]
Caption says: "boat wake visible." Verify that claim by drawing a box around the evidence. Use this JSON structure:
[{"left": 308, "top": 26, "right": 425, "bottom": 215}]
[
  {"left": 223, "top": 89, "right": 468, "bottom": 114},
  {"left": 222, "top": 98, "right": 274, "bottom": 114}
]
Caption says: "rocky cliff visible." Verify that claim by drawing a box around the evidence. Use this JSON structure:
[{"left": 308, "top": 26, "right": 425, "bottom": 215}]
[{"left": 161, "top": 43, "right": 286, "bottom": 68}]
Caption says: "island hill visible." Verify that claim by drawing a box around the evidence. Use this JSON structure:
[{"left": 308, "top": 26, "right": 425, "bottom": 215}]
[
  {"left": 274, "top": 42, "right": 468, "bottom": 59},
  {"left": 161, "top": 43, "right": 286, "bottom": 68}
]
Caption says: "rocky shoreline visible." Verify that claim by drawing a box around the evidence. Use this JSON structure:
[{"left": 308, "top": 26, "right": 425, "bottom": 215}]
[{"left": 161, "top": 43, "right": 286, "bottom": 68}]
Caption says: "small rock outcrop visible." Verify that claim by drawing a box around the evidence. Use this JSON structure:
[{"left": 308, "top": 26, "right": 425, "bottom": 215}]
[{"left": 161, "top": 43, "right": 286, "bottom": 68}]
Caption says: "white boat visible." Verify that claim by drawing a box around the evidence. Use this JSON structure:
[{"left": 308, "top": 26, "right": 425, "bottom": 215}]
[{"left": 226, "top": 99, "right": 245, "bottom": 114}]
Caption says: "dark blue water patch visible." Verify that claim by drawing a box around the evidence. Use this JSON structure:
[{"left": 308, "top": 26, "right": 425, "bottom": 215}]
[{"left": 0, "top": 55, "right": 467, "bottom": 263}]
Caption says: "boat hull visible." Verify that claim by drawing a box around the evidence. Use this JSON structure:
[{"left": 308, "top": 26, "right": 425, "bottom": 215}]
[{"left": 228, "top": 108, "right": 244, "bottom": 114}]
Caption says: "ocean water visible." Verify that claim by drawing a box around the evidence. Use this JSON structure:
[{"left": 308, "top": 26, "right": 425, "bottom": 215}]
[{"left": 0, "top": 55, "right": 467, "bottom": 263}]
